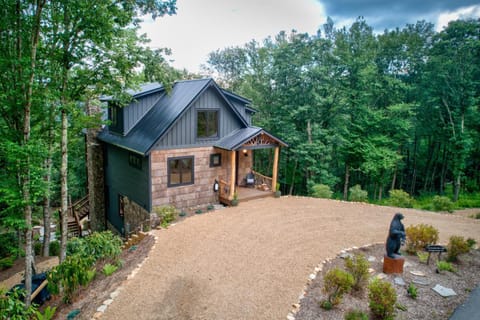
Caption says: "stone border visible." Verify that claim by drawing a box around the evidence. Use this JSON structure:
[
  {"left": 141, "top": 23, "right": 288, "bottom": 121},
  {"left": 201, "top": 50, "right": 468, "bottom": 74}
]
[{"left": 286, "top": 242, "right": 384, "bottom": 320}]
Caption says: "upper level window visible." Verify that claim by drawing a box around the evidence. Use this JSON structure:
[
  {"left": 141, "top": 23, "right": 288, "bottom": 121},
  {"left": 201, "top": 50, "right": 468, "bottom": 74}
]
[
  {"left": 168, "top": 156, "right": 194, "bottom": 187},
  {"left": 128, "top": 152, "right": 142, "bottom": 170},
  {"left": 197, "top": 110, "right": 218, "bottom": 139},
  {"left": 108, "top": 104, "right": 123, "bottom": 134}
]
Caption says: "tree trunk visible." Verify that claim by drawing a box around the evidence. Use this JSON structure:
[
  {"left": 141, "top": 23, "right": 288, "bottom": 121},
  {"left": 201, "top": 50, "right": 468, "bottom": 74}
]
[
  {"left": 343, "top": 163, "right": 350, "bottom": 200},
  {"left": 60, "top": 109, "right": 69, "bottom": 263},
  {"left": 288, "top": 159, "right": 298, "bottom": 196}
]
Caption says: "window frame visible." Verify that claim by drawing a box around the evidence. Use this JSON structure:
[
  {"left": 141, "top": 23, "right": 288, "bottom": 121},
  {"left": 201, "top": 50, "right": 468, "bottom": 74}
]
[
  {"left": 128, "top": 152, "right": 142, "bottom": 170},
  {"left": 167, "top": 156, "right": 195, "bottom": 187},
  {"left": 196, "top": 109, "right": 219, "bottom": 140},
  {"left": 209, "top": 153, "right": 222, "bottom": 167}
]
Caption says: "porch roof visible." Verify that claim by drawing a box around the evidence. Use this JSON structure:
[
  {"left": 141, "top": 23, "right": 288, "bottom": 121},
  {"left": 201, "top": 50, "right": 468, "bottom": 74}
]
[{"left": 214, "top": 126, "right": 288, "bottom": 151}]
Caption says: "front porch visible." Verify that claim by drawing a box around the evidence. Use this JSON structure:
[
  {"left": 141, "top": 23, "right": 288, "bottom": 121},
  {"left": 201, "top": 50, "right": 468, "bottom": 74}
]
[{"left": 218, "top": 170, "right": 276, "bottom": 205}]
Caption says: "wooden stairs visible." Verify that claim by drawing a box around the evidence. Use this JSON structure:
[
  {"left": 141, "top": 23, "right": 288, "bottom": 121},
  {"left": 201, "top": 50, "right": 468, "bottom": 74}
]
[{"left": 67, "top": 196, "right": 89, "bottom": 238}]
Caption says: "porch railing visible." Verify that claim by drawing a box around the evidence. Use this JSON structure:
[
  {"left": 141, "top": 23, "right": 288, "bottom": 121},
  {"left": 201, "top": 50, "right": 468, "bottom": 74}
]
[{"left": 252, "top": 170, "right": 273, "bottom": 191}]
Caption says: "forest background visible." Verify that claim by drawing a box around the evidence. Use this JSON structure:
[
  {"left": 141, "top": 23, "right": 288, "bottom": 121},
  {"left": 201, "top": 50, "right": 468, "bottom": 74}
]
[{"left": 0, "top": 0, "right": 479, "bottom": 307}]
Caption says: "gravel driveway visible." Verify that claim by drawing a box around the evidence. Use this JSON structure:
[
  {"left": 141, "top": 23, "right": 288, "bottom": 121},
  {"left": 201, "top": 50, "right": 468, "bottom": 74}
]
[{"left": 101, "top": 197, "right": 480, "bottom": 320}]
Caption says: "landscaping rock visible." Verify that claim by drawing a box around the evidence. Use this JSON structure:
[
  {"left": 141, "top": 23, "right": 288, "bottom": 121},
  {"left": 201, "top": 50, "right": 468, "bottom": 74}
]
[
  {"left": 432, "top": 284, "right": 457, "bottom": 297},
  {"left": 394, "top": 277, "right": 406, "bottom": 286}
]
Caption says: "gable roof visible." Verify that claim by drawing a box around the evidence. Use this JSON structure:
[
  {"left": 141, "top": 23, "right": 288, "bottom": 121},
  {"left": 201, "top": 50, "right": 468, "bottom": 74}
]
[
  {"left": 98, "top": 78, "right": 249, "bottom": 155},
  {"left": 214, "top": 126, "right": 288, "bottom": 151},
  {"left": 100, "top": 82, "right": 165, "bottom": 101}
]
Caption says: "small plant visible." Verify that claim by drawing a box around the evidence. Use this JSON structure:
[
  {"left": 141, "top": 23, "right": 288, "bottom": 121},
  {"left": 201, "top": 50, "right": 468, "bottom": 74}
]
[
  {"left": 474, "top": 213, "right": 480, "bottom": 219},
  {"left": 416, "top": 252, "right": 429, "bottom": 264},
  {"left": 348, "top": 184, "right": 368, "bottom": 202},
  {"left": 388, "top": 189, "right": 414, "bottom": 208},
  {"left": 102, "top": 263, "right": 118, "bottom": 276},
  {"left": 311, "top": 184, "right": 333, "bottom": 199},
  {"left": 154, "top": 206, "right": 177, "bottom": 227},
  {"left": 405, "top": 224, "right": 439, "bottom": 255},
  {"left": 466, "top": 238, "right": 477, "bottom": 249},
  {"left": 345, "top": 254, "right": 370, "bottom": 291},
  {"left": 432, "top": 195, "right": 454, "bottom": 212},
  {"left": 195, "top": 209, "right": 203, "bottom": 214},
  {"left": 207, "top": 204, "right": 214, "bottom": 211},
  {"left": 322, "top": 268, "right": 354, "bottom": 307},
  {"left": 437, "top": 260, "right": 456, "bottom": 272},
  {"left": 344, "top": 309, "right": 368, "bottom": 320},
  {"left": 36, "top": 306, "right": 57, "bottom": 320},
  {"left": 49, "top": 240, "right": 60, "bottom": 256},
  {"left": 319, "top": 299, "right": 333, "bottom": 310},
  {"left": 0, "top": 256, "right": 15, "bottom": 270},
  {"left": 407, "top": 283, "right": 418, "bottom": 299},
  {"left": 368, "top": 278, "right": 397, "bottom": 320},
  {"left": 179, "top": 211, "right": 187, "bottom": 217},
  {"left": 447, "top": 235, "right": 471, "bottom": 262}
]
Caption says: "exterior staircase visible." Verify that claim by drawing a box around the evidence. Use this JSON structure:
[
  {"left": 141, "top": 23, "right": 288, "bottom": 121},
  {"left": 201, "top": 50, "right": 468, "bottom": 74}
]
[{"left": 67, "top": 196, "right": 89, "bottom": 238}]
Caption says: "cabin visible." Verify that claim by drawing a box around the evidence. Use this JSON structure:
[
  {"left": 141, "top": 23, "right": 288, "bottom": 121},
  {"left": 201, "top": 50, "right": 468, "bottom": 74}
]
[{"left": 96, "top": 78, "right": 287, "bottom": 235}]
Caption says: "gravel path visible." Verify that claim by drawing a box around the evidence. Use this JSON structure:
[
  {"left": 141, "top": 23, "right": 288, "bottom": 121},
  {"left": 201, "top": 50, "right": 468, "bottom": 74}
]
[{"left": 101, "top": 197, "right": 480, "bottom": 320}]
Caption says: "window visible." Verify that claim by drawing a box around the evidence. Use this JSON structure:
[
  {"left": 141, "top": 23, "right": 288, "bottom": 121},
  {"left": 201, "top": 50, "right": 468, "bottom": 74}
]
[
  {"left": 197, "top": 110, "right": 218, "bottom": 139},
  {"left": 108, "top": 104, "right": 123, "bottom": 133},
  {"left": 210, "top": 153, "right": 221, "bottom": 167},
  {"left": 119, "top": 195, "right": 125, "bottom": 217},
  {"left": 128, "top": 152, "right": 142, "bottom": 170},
  {"left": 168, "top": 156, "right": 194, "bottom": 187}
]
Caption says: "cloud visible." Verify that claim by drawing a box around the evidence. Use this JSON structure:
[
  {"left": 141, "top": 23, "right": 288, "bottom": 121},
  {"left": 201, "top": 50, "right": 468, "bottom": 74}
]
[{"left": 318, "top": 0, "right": 480, "bottom": 31}]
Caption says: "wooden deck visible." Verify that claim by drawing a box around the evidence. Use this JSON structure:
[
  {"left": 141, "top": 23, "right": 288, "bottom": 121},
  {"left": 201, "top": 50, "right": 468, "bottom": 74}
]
[{"left": 218, "top": 186, "right": 273, "bottom": 206}]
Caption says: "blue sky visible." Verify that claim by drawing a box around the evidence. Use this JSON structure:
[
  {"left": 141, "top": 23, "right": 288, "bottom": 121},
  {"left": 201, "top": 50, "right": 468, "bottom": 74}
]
[{"left": 140, "top": 0, "right": 480, "bottom": 73}]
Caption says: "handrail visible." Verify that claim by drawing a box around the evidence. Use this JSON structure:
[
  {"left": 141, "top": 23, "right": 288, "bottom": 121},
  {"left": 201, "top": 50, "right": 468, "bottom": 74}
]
[
  {"left": 252, "top": 170, "right": 273, "bottom": 190},
  {"left": 219, "top": 179, "right": 229, "bottom": 200}
]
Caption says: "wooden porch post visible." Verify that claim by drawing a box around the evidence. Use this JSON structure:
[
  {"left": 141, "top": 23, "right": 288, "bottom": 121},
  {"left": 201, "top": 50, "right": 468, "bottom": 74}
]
[
  {"left": 272, "top": 146, "right": 279, "bottom": 191},
  {"left": 230, "top": 150, "right": 236, "bottom": 199}
]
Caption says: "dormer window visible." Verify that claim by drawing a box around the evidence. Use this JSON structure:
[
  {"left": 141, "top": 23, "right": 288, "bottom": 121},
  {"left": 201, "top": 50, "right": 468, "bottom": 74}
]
[
  {"left": 108, "top": 103, "right": 124, "bottom": 134},
  {"left": 197, "top": 110, "right": 218, "bottom": 139}
]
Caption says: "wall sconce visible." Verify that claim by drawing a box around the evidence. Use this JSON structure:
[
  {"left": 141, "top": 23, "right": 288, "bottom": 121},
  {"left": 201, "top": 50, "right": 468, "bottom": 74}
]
[
  {"left": 213, "top": 179, "right": 219, "bottom": 192},
  {"left": 242, "top": 149, "right": 248, "bottom": 157}
]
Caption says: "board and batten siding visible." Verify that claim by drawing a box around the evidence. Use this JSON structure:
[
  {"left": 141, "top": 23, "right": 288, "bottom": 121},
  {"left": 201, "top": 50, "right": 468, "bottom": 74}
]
[
  {"left": 105, "top": 144, "right": 150, "bottom": 231},
  {"left": 153, "top": 87, "right": 243, "bottom": 149},
  {"left": 122, "top": 92, "right": 163, "bottom": 135},
  {"left": 151, "top": 147, "right": 232, "bottom": 208}
]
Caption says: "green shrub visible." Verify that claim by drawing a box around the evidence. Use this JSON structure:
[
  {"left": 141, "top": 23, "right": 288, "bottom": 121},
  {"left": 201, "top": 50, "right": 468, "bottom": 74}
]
[
  {"left": 311, "top": 184, "right": 333, "bottom": 199},
  {"left": 0, "top": 288, "right": 37, "bottom": 319},
  {"left": 322, "top": 268, "right": 354, "bottom": 306},
  {"left": 405, "top": 224, "right": 439, "bottom": 254},
  {"left": 34, "top": 241, "right": 42, "bottom": 256},
  {"left": 344, "top": 309, "right": 369, "bottom": 320},
  {"left": 437, "top": 260, "right": 456, "bottom": 272},
  {"left": 49, "top": 240, "right": 60, "bottom": 256},
  {"left": 416, "top": 252, "right": 429, "bottom": 264},
  {"left": 67, "top": 231, "right": 122, "bottom": 262},
  {"left": 345, "top": 254, "right": 370, "bottom": 291},
  {"left": 35, "top": 306, "right": 57, "bottom": 320},
  {"left": 388, "top": 189, "right": 414, "bottom": 208},
  {"left": 407, "top": 283, "right": 418, "bottom": 299},
  {"left": 474, "top": 213, "right": 480, "bottom": 219},
  {"left": 102, "top": 263, "right": 118, "bottom": 276},
  {"left": 154, "top": 205, "right": 177, "bottom": 227},
  {"left": 466, "top": 238, "right": 477, "bottom": 249},
  {"left": 48, "top": 254, "right": 95, "bottom": 303},
  {"left": 447, "top": 236, "right": 471, "bottom": 262},
  {"left": 368, "top": 278, "right": 397, "bottom": 320},
  {"left": 0, "top": 232, "right": 18, "bottom": 258},
  {"left": 432, "top": 195, "right": 454, "bottom": 212},
  {"left": 0, "top": 256, "right": 15, "bottom": 270},
  {"left": 349, "top": 185, "right": 368, "bottom": 202},
  {"left": 319, "top": 300, "right": 333, "bottom": 310}
]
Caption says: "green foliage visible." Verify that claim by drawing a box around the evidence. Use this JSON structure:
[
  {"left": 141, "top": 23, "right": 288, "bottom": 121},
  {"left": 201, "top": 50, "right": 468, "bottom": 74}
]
[
  {"left": 67, "top": 231, "right": 122, "bottom": 262},
  {"left": 0, "top": 288, "right": 37, "bottom": 319},
  {"left": 35, "top": 306, "right": 57, "bottom": 320},
  {"left": 348, "top": 185, "right": 368, "bottom": 202},
  {"left": 368, "top": 278, "right": 397, "bottom": 320},
  {"left": 447, "top": 236, "right": 471, "bottom": 262},
  {"left": 432, "top": 196, "right": 454, "bottom": 212},
  {"left": 407, "top": 283, "right": 418, "bottom": 299},
  {"left": 344, "top": 310, "right": 369, "bottom": 320},
  {"left": 311, "top": 184, "right": 333, "bottom": 199},
  {"left": 0, "top": 256, "right": 15, "bottom": 270},
  {"left": 154, "top": 206, "right": 177, "bottom": 227},
  {"left": 388, "top": 189, "right": 414, "bottom": 208},
  {"left": 466, "top": 238, "right": 477, "bottom": 249},
  {"left": 344, "top": 254, "right": 370, "bottom": 291},
  {"left": 195, "top": 209, "right": 203, "bottom": 214},
  {"left": 416, "top": 252, "right": 429, "bottom": 264},
  {"left": 322, "top": 268, "right": 354, "bottom": 306},
  {"left": 49, "top": 240, "right": 60, "bottom": 257},
  {"left": 437, "top": 260, "right": 456, "bottom": 272},
  {"left": 207, "top": 204, "right": 214, "bottom": 211},
  {"left": 319, "top": 299, "right": 333, "bottom": 310},
  {"left": 0, "top": 232, "right": 19, "bottom": 258},
  {"left": 405, "top": 224, "right": 439, "bottom": 254},
  {"left": 48, "top": 255, "right": 95, "bottom": 303},
  {"left": 102, "top": 263, "right": 118, "bottom": 276}
]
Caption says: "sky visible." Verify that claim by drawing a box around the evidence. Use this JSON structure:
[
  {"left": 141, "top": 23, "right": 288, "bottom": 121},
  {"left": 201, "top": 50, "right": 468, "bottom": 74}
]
[{"left": 140, "top": 0, "right": 480, "bottom": 73}]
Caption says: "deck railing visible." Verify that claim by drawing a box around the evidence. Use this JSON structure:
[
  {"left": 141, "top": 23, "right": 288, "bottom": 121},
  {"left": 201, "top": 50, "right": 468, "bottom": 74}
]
[{"left": 252, "top": 170, "right": 273, "bottom": 191}]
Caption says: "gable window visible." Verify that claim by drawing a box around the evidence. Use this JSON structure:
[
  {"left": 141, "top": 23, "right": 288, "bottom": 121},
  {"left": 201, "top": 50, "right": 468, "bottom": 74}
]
[
  {"left": 128, "top": 152, "right": 142, "bottom": 170},
  {"left": 108, "top": 104, "right": 124, "bottom": 134},
  {"left": 168, "top": 156, "right": 194, "bottom": 187},
  {"left": 210, "top": 153, "right": 221, "bottom": 167},
  {"left": 197, "top": 110, "right": 218, "bottom": 139}
]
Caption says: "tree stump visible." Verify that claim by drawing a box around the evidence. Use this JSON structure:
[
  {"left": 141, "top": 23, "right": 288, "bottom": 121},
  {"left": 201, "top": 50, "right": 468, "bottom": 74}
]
[{"left": 383, "top": 254, "right": 405, "bottom": 274}]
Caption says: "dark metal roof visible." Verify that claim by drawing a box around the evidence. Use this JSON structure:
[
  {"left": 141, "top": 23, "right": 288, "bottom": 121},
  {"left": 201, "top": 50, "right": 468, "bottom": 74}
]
[
  {"left": 214, "top": 126, "right": 288, "bottom": 151},
  {"left": 100, "top": 83, "right": 164, "bottom": 101}
]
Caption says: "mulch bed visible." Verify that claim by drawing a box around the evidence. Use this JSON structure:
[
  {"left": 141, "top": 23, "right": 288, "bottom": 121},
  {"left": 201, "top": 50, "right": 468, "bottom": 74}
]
[{"left": 295, "top": 244, "right": 480, "bottom": 320}]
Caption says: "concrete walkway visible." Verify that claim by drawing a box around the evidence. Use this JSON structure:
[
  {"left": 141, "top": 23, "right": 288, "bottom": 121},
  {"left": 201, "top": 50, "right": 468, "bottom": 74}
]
[
  {"left": 101, "top": 197, "right": 480, "bottom": 320},
  {"left": 449, "top": 285, "right": 480, "bottom": 320}
]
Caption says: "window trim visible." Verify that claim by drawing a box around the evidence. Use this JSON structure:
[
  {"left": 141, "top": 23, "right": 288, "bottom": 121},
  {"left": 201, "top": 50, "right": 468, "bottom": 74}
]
[
  {"left": 209, "top": 153, "right": 222, "bottom": 167},
  {"left": 196, "top": 109, "right": 219, "bottom": 140},
  {"left": 167, "top": 156, "right": 195, "bottom": 187}
]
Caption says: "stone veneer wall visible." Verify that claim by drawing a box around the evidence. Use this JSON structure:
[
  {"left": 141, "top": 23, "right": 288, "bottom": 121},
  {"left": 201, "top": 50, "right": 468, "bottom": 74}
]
[
  {"left": 123, "top": 196, "right": 150, "bottom": 233},
  {"left": 151, "top": 147, "right": 253, "bottom": 209}
]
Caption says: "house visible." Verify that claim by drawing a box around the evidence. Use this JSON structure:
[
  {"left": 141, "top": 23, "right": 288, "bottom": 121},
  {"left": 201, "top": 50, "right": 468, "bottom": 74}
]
[{"left": 96, "top": 78, "right": 287, "bottom": 235}]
